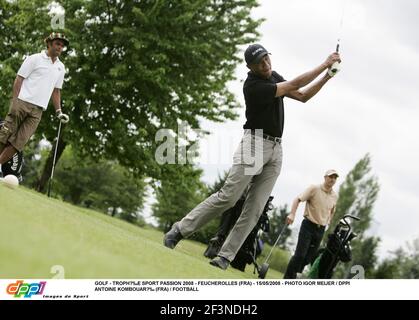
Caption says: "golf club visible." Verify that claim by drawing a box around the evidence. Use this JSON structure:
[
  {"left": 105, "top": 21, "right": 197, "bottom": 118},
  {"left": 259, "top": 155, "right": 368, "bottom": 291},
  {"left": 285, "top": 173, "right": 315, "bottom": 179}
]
[
  {"left": 47, "top": 120, "right": 62, "bottom": 197},
  {"left": 329, "top": 0, "right": 347, "bottom": 75},
  {"left": 258, "top": 223, "right": 289, "bottom": 279}
]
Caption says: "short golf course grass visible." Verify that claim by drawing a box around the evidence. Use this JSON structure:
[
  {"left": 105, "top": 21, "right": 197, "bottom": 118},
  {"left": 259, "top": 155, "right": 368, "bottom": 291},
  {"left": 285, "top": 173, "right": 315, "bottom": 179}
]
[{"left": 0, "top": 184, "right": 282, "bottom": 279}]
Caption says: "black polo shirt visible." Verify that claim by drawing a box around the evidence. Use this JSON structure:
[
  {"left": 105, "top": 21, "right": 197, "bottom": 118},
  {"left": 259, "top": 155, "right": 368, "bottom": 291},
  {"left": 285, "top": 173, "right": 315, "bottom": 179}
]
[{"left": 243, "top": 71, "right": 286, "bottom": 137}]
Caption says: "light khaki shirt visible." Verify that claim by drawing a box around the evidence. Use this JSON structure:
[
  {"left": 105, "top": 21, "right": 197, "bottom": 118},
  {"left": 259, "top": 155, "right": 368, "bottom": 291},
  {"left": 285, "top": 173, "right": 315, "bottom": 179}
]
[{"left": 299, "top": 184, "right": 338, "bottom": 226}]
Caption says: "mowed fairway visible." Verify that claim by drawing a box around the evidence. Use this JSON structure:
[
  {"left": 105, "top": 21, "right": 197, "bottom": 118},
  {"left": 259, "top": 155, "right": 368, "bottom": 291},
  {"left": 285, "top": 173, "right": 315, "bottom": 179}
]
[{"left": 0, "top": 184, "right": 282, "bottom": 279}]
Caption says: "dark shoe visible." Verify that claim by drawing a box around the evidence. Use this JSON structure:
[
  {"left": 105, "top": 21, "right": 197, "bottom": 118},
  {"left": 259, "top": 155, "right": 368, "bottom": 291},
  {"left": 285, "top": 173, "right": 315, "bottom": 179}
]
[
  {"left": 163, "top": 222, "right": 183, "bottom": 249},
  {"left": 203, "top": 235, "right": 224, "bottom": 259},
  {"left": 210, "top": 256, "right": 230, "bottom": 270}
]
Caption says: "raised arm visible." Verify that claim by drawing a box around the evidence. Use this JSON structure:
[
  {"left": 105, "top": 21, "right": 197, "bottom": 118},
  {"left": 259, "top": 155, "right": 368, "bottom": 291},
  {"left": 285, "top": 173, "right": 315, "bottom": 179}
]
[
  {"left": 275, "top": 52, "right": 340, "bottom": 97},
  {"left": 285, "top": 73, "right": 332, "bottom": 103}
]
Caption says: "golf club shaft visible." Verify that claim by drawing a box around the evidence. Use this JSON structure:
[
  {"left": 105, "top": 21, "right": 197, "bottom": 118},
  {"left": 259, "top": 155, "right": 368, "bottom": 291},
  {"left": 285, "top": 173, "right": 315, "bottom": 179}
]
[
  {"left": 48, "top": 121, "right": 62, "bottom": 197},
  {"left": 330, "top": 0, "right": 346, "bottom": 73},
  {"left": 263, "top": 224, "right": 288, "bottom": 264},
  {"left": 336, "top": 0, "right": 346, "bottom": 52}
]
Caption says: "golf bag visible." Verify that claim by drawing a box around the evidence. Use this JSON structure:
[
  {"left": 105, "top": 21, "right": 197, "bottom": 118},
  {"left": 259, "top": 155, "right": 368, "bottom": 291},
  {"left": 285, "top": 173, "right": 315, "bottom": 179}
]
[
  {"left": 204, "top": 195, "right": 273, "bottom": 272},
  {"left": 308, "top": 215, "right": 359, "bottom": 279},
  {"left": 0, "top": 118, "right": 24, "bottom": 182}
]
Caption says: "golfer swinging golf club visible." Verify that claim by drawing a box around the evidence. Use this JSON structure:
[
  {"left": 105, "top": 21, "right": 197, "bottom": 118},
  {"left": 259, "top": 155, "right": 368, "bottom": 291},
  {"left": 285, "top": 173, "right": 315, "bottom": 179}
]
[
  {"left": 283, "top": 170, "right": 339, "bottom": 279},
  {"left": 164, "top": 44, "right": 341, "bottom": 270},
  {"left": 0, "top": 32, "right": 70, "bottom": 168}
]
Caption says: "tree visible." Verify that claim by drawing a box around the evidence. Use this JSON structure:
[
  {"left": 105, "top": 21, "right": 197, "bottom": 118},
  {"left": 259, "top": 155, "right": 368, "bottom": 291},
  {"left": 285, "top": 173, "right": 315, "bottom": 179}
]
[
  {"left": 1, "top": 0, "right": 263, "bottom": 191},
  {"left": 53, "top": 147, "right": 147, "bottom": 224},
  {"left": 0, "top": 0, "right": 52, "bottom": 112},
  {"left": 373, "top": 248, "right": 405, "bottom": 279},
  {"left": 152, "top": 164, "right": 207, "bottom": 232},
  {"left": 329, "top": 154, "right": 381, "bottom": 278},
  {"left": 397, "top": 239, "right": 419, "bottom": 278},
  {"left": 374, "top": 239, "right": 419, "bottom": 279}
]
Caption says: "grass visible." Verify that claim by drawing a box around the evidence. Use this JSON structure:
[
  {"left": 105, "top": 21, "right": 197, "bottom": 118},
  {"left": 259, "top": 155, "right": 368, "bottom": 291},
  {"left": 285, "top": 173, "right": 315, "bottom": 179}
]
[{"left": 0, "top": 184, "right": 283, "bottom": 279}]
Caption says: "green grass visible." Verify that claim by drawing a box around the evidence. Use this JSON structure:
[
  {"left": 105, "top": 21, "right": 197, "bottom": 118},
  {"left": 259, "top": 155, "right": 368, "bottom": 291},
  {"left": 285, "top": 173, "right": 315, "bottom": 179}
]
[{"left": 0, "top": 184, "right": 283, "bottom": 279}]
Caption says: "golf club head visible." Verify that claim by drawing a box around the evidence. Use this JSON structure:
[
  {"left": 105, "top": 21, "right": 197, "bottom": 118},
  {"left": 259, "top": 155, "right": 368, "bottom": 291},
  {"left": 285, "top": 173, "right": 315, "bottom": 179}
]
[
  {"left": 347, "top": 232, "right": 357, "bottom": 242},
  {"left": 258, "top": 263, "right": 269, "bottom": 279}
]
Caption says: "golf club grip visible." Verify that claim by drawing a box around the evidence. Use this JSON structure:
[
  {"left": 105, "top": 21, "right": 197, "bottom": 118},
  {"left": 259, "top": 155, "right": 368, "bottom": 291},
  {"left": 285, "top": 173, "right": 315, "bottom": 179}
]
[
  {"left": 336, "top": 43, "right": 340, "bottom": 53},
  {"left": 330, "top": 62, "right": 340, "bottom": 73}
]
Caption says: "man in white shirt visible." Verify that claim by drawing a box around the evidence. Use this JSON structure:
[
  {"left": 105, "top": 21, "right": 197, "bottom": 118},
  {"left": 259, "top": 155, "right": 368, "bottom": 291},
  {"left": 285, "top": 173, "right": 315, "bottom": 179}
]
[
  {"left": 0, "top": 32, "right": 70, "bottom": 165},
  {"left": 283, "top": 169, "right": 339, "bottom": 279}
]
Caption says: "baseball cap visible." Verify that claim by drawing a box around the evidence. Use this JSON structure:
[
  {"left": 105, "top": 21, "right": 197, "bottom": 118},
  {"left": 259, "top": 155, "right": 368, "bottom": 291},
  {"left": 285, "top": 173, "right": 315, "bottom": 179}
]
[
  {"left": 325, "top": 169, "right": 339, "bottom": 177},
  {"left": 244, "top": 44, "right": 270, "bottom": 65},
  {"left": 44, "top": 32, "right": 69, "bottom": 46}
]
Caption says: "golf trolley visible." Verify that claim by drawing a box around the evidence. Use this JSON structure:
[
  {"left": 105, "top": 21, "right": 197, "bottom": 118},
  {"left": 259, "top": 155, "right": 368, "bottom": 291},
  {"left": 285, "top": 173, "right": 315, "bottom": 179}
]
[
  {"left": 308, "top": 215, "right": 360, "bottom": 279},
  {"left": 204, "top": 196, "right": 275, "bottom": 278}
]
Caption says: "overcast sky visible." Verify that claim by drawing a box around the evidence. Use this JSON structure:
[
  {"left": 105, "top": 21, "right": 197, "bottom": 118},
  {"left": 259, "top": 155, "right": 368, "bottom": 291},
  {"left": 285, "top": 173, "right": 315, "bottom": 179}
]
[{"left": 196, "top": 0, "right": 419, "bottom": 259}]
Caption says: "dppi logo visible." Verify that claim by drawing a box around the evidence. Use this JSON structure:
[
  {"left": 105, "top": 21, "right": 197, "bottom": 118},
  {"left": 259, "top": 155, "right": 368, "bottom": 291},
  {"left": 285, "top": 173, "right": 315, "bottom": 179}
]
[{"left": 6, "top": 280, "right": 46, "bottom": 298}]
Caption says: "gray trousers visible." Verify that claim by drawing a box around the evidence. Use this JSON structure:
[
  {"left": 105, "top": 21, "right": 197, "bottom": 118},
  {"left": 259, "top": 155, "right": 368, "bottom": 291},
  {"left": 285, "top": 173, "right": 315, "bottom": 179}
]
[{"left": 178, "top": 130, "right": 283, "bottom": 261}]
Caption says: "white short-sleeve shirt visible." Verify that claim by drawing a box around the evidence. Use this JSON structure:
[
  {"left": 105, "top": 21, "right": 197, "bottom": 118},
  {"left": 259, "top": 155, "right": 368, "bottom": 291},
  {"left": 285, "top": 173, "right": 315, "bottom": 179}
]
[{"left": 17, "top": 50, "right": 66, "bottom": 110}]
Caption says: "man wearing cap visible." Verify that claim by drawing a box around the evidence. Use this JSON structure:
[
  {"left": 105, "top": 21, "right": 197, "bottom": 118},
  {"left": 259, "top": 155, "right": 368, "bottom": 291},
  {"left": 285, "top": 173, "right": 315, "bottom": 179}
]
[
  {"left": 283, "top": 170, "right": 339, "bottom": 279},
  {"left": 0, "top": 32, "right": 70, "bottom": 166},
  {"left": 164, "top": 44, "right": 340, "bottom": 270}
]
